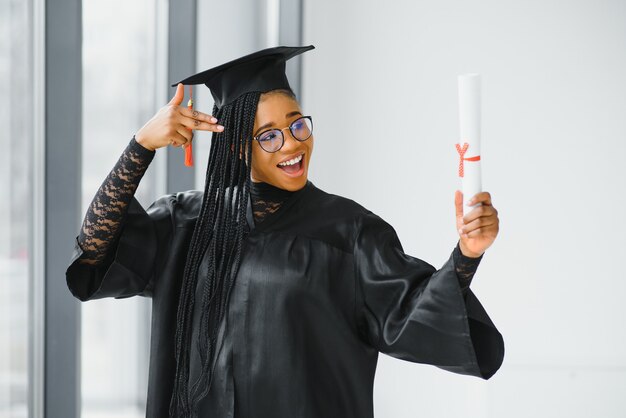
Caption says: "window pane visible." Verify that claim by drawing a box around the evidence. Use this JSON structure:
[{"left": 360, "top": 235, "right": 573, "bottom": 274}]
[
  {"left": 0, "top": 0, "right": 32, "bottom": 416},
  {"left": 81, "top": 1, "right": 158, "bottom": 417}
]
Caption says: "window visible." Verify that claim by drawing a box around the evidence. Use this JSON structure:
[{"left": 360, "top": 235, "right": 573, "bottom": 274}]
[
  {"left": 81, "top": 1, "right": 160, "bottom": 417},
  {"left": 0, "top": 0, "right": 34, "bottom": 416}
]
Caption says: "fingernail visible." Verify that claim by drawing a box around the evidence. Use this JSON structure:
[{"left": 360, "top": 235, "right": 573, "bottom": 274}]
[
  {"left": 458, "top": 228, "right": 464, "bottom": 234},
  {"left": 217, "top": 125, "right": 224, "bottom": 131},
  {"left": 211, "top": 117, "right": 218, "bottom": 123}
]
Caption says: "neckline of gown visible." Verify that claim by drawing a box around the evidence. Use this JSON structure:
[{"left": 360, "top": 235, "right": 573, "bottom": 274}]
[
  {"left": 250, "top": 180, "right": 295, "bottom": 201},
  {"left": 245, "top": 180, "right": 312, "bottom": 234}
]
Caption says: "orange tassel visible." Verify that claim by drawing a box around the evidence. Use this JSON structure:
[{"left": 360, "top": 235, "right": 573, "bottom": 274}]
[{"left": 184, "top": 85, "right": 194, "bottom": 166}]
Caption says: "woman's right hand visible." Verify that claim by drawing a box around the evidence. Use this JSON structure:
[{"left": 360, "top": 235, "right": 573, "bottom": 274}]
[{"left": 134, "top": 83, "right": 225, "bottom": 151}]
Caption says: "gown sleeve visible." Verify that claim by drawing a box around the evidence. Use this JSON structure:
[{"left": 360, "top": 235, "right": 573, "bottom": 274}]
[
  {"left": 65, "top": 136, "right": 173, "bottom": 301},
  {"left": 353, "top": 210, "right": 504, "bottom": 380}
]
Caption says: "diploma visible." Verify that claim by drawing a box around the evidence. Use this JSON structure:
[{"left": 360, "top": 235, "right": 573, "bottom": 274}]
[{"left": 457, "top": 73, "right": 483, "bottom": 216}]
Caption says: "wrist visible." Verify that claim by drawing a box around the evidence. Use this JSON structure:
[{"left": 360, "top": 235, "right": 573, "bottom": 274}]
[
  {"left": 134, "top": 133, "right": 155, "bottom": 152},
  {"left": 458, "top": 241, "right": 484, "bottom": 258}
]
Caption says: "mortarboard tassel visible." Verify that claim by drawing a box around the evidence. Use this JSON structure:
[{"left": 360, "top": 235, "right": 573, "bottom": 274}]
[{"left": 184, "top": 85, "right": 194, "bottom": 166}]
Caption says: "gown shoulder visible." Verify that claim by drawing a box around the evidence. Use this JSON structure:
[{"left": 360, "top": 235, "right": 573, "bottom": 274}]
[{"left": 169, "top": 189, "right": 204, "bottom": 227}]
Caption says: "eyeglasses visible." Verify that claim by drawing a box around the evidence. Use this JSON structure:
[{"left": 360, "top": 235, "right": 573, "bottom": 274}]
[{"left": 253, "top": 116, "right": 313, "bottom": 153}]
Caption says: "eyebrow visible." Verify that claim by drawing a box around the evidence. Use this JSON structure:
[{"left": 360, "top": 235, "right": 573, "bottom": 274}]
[{"left": 254, "top": 111, "right": 303, "bottom": 137}]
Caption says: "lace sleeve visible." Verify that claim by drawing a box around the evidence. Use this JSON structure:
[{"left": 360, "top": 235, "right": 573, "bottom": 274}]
[
  {"left": 452, "top": 240, "right": 484, "bottom": 297},
  {"left": 76, "top": 135, "right": 156, "bottom": 265}
]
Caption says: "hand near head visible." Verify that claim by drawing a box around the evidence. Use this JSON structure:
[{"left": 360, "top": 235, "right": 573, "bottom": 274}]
[
  {"left": 455, "top": 191, "right": 500, "bottom": 258},
  {"left": 134, "top": 83, "right": 225, "bottom": 151}
]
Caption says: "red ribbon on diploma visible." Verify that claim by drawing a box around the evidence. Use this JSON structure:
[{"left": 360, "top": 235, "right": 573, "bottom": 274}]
[{"left": 455, "top": 142, "right": 480, "bottom": 178}]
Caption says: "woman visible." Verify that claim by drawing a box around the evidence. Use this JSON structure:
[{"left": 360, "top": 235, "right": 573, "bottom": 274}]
[{"left": 66, "top": 45, "right": 504, "bottom": 418}]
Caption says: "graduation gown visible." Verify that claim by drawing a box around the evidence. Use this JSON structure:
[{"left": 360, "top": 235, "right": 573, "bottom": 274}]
[{"left": 66, "top": 179, "right": 504, "bottom": 418}]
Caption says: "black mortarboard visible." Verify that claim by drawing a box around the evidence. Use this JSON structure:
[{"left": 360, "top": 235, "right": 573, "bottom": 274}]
[{"left": 170, "top": 45, "right": 315, "bottom": 109}]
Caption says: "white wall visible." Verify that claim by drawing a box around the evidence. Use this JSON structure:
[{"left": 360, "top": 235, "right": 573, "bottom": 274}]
[{"left": 302, "top": 0, "right": 626, "bottom": 417}]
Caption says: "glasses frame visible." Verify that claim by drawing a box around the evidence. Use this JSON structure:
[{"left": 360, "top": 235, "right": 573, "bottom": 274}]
[{"left": 253, "top": 115, "right": 313, "bottom": 153}]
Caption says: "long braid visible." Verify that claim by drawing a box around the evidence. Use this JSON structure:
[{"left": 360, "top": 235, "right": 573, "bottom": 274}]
[
  {"left": 190, "top": 91, "right": 256, "bottom": 405},
  {"left": 169, "top": 91, "right": 261, "bottom": 417}
]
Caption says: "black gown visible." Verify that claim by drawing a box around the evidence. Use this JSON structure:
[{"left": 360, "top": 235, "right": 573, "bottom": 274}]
[{"left": 66, "top": 136, "right": 504, "bottom": 418}]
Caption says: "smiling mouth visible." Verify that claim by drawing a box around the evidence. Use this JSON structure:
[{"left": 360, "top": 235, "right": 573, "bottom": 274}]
[{"left": 276, "top": 153, "right": 305, "bottom": 175}]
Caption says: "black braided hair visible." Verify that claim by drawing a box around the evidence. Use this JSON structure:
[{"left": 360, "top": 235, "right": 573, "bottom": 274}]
[{"left": 168, "top": 90, "right": 263, "bottom": 417}]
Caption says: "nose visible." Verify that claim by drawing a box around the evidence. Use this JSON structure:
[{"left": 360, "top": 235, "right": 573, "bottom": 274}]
[{"left": 279, "top": 128, "right": 302, "bottom": 151}]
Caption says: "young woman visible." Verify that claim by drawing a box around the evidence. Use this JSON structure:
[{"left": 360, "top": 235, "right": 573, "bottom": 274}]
[{"left": 66, "top": 45, "right": 504, "bottom": 418}]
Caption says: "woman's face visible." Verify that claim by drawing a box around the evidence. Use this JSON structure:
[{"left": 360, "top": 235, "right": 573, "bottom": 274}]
[{"left": 249, "top": 91, "right": 314, "bottom": 191}]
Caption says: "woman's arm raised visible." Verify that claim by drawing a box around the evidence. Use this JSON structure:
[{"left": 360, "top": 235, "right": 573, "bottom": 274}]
[
  {"left": 75, "top": 82, "right": 222, "bottom": 264},
  {"left": 76, "top": 136, "right": 155, "bottom": 265}
]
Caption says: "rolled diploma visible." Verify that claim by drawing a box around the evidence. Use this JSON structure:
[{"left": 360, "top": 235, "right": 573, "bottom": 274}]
[{"left": 457, "top": 73, "right": 483, "bottom": 216}]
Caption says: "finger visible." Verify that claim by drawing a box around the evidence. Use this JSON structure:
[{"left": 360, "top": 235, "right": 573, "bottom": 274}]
[
  {"left": 179, "top": 116, "right": 225, "bottom": 133},
  {"left": 176, "top": 125, "right": 193, "bottom": 143},
  {"left": 463, "top": 227, "right": 482, "bottom": 239},
  {"left": 459, "top": 216, "right": 497, "bottom": 235},
  {"left": 467, "top": 191, "right": 492, "bottom": 206},
  {"left": 462, "top": 204, "right": 496, "bottom": 224},
  {"left": 168, "top": 83, "right": 185, "bottom": 106},
  {"left": 169, "top": 129, "right": 191, "bottom": 147},
  {"left": 178, "top": 107, "right": 219, "bottom": 124},
  {"left": 464, "top": 224, "right": 496, "bottom": 239}
]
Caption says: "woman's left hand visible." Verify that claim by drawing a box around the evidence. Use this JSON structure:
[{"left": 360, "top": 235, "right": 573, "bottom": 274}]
[{"left": 454, "top": 190, "right": 499, "bottom": 258}]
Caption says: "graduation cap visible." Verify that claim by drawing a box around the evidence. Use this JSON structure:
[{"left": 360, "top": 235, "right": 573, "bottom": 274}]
[{"left": 170, "top": 45, "right": 315, "bottom": 110}]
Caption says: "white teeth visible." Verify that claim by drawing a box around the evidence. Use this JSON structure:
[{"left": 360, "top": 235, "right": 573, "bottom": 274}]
[{"left": 278, "top": 154, "right": 303, "bottom": 167}]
